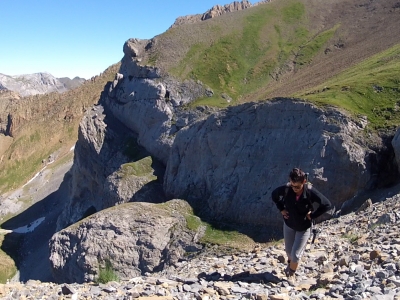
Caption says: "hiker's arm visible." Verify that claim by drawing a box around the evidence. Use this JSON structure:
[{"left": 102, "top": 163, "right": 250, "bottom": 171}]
[
  {"left": 310, "top": 188, "right": 332, "bottom": 219},
  {"left": 271, "top": 186, "right": 285, "bottom": 211}
]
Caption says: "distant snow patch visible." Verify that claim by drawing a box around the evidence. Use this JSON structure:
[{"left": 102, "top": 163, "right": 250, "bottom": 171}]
[{"left": 13, "top": 217, "right": 45, "bottom": 233}]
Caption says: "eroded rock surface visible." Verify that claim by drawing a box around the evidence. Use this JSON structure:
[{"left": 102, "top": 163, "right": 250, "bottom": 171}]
[
  {"left": 56, "top": 105, "right": 166, "bottom": 230},
  {"left": 164, "top": 99, "right": 373, "bottom": 227},
  {"left": 50, "top": 200, "right": 204, "bottom": 283}
]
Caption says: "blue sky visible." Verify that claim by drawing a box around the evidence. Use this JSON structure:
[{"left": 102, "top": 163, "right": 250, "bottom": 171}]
[{"left": 0, "top": 0, "right": 253, "bottom": 79}]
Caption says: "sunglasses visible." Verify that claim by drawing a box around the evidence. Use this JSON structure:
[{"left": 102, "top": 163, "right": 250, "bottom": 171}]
[{"left": 290, "top": 184, "right": 303, "bottom": 190}]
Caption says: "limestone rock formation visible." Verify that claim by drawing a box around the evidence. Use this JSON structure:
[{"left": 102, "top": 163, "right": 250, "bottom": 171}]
[
  {"left": 201, "top": 0, "right": 252, "bottom": 21},
  {"left": 0, "top": 72, "right": 67, "bottom": 97},
  {"left": 170, "top": 0, "right": 271, "bottom": 28},
  {"left": 50, "top": 200, "right": 204, "bottom": 283},
  {"left": 104, "top": 38, "right": 215, "bottom": 165},
  {"left": 164, "top": 99, "right": 373, "bottom": 228},
  {"left": 56, "top": 104, "right": 166, "bottom": 230}
]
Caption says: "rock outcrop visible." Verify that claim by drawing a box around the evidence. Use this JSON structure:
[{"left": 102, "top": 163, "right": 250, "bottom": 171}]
[
  {"left": 50, "top": 200, "right": 204, "bottom": 283},
  {"left": 57, "top": 77, "right": 86, "bottom": 90},
  {"left": 104, "top": 38, "right": 216, "bottom": 165},
  {"left": 164, "top": 99, "right": 372, "bottom": 227},
  {"left": 0, "top": 72, "right": 67, "bottom": 97},
  {"left": 201, "top": 0, "right": 252, "bottom": 21},
  {"left": 0, "top": 90, "right": 20, "bottom": 136},
  {"left": 56, "top": 104, "right": 166, "bottom": 230},
  {"left": 171, "top": 0, "right": 271, "bottom": 28}
]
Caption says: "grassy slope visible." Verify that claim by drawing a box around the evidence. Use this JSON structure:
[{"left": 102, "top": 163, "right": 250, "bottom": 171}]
[
  {"left": 165, "top": 0, "right": 317, "bottom": 106},
  {"left": 148, "top": 0, "right": 400, "bottom": 128},
  {"left": 0, "top": 63, "right": 120, "bottom": 194},
  {"left": 295, "top": 44, "right": 400, "bottom": 130},
  {"left": 0, "top": 233, "right": 16, "bottom": 283}
]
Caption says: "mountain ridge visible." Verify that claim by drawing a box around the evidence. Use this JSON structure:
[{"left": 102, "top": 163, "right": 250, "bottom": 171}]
[{"left": 0, "top": 72, "right": 86, "bottom": 97}]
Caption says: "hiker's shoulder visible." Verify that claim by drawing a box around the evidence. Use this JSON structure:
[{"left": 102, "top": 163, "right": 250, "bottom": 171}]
[{"left": 307, "top": 184, "right": 326, "bottom": 198}]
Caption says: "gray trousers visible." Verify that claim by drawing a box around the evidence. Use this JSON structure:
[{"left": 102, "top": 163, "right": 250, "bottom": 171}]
[{"left": 283, "top": 222, "right": 311, "bottom": 263}]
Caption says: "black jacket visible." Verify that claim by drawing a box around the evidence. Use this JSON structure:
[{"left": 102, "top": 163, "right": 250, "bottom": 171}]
[{"left": 271, "top": 183, "right": 332, "bottom": 231}]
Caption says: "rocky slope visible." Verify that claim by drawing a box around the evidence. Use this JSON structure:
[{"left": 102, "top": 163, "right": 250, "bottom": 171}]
[
  {"left": 2, "top": 194, "right": 400, "bottom": 299},
  {"left": 57, "top": 77, "right": 86, "bottom": 90},
  {"left": 0, "top": 72, "right": 68, "bottom": 97}
]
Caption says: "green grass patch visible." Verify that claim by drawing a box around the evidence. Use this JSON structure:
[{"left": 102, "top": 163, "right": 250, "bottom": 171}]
[
  {"left": 148, "top": 53, "right": 159, "bottom": 66},
  {"left": 0, "top": 151, "right": 47, "bottom": 192},
  {"left": 186, "top": 95, "right": 234, "bottom": 108},
  {"left": 282, "top": 1, "right": 305, "bottom": 24},
  {"left": 185, "top": 214, "right": 203, "bottom": 232},
  {"left": 296, "top": 44, "right": 400, "bottom": 129},
  {"left": 118, "top": 157, "right": 156, "bottom": 179},
  {"left": 342, "top": 233, "right": 360, "bottom": 244},
  {"left": 200, "top": 223, "right": 251, "bottom": 246},
  {"left": 170, "top": 1, "right": 314, "bottom": 107},
  {"left": 29, "top": 130, "right": 41, "bottom": 143},
  {"left": 0, "top": 234, "right": 17, "bottom": 284},
  {"left": 296, "top": 25, "right": 338, "bottom": 66},
  {"left": 95, "top": 260, "right": 119, "bottom": 284}
]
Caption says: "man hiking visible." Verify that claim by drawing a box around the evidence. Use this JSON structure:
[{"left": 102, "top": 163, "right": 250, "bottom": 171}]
[{"left": 271, "top": 168, "right": 332, "bottom": 285}]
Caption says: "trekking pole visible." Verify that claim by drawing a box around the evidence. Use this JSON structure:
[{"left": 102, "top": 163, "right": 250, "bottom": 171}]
[
  {"left": 309, "top": 220, "right": 319, "bottom": 251},
  {"left": 311, "top": 221, "right": 318, "bottom": 244}
]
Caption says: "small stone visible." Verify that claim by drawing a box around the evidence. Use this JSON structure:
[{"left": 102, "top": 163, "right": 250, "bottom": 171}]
[
  {"left": 370, "top": 250, "right": 381, "bottom": 260},
  {"left": 61, "top": 284, "right": 77, "bottom": 295}
]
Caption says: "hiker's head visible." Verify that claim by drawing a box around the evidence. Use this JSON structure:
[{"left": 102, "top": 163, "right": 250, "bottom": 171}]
[{"left": 289, "top": 168, "right": 306, "bottom": 191}]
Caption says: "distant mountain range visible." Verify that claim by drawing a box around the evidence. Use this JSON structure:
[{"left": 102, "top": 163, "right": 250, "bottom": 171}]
[{"left": 0, "top": 72, "right": 85, "bottom": 97}]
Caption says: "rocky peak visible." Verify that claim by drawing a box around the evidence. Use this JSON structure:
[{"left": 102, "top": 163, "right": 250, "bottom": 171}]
[
  {"left": 201, "top": 0, "right": 252, "bottom": 20},
  {"left": 171, "top": 0, "right": 271, "bottom": 28},
  {"left": 57, "top": 77, "right": 86, "bottom": 90},
  {"left": 0, "top": 72, "right": 67, "bottom": 97}
]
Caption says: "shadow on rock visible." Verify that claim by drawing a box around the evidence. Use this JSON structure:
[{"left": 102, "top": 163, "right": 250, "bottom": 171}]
[
  {"left": 1, "top": 171, "right": 72, "bottom": 283},
  {"left": 198, "top": 270, "right": 281, "bottom": 284}
]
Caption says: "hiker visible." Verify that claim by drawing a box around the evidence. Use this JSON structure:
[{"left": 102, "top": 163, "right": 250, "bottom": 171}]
[{"left": 271, "top": 167, "right": 332, "bottom": 284}]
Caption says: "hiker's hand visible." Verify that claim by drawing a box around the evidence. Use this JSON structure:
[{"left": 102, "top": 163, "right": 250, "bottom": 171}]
[
  {"left": 281, "top": 209, "right": 289, "bottom": 219},
  {"left": 306, "top": 212, "right": 312, "bottom": 220}
]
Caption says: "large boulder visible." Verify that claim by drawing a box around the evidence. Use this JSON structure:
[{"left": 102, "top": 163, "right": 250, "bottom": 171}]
[
  {"left": 164, "top": 99, "right": 374, "bottom": 228},
  {"left": 49, "top": 200, "right": 204, "bottom": 283}
]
